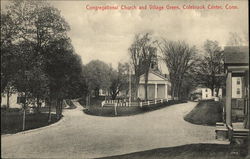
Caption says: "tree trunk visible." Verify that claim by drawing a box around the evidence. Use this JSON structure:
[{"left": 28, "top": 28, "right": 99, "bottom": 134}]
[
  {"left": 6, "top": 88, "right": 10, "bottom": 109},
  {"left": 134, "top": 75, "right": 140, "bottom": 99},
  {"left": 211, "top": 87, "right": 214, "bottom": 96},
  {"left": 36, "top": 96, "right": 41, "bottom": 113},
  {"left": 48, "top": 97, "right": 52, "bottom": 123},
  {"left": 171, "top": 80, "right": 176, "bottom": 100},
  {"left": 111, "top": 92, "right": 118, "bottom": 100},
  {"left": 59, "top": 99, "right": 63, "bottom": 118},
  {"left": 95, "top": 88, "right": 99, "bottom": 98},
  {"left": 215, "top": 88, "right": 219, "bottom": 97},
  {"left": 56, "top": 98, "right": 60, "bottom": 120},
  {"left": 22, "top": 91, "right": 27, "bottom": 131}
]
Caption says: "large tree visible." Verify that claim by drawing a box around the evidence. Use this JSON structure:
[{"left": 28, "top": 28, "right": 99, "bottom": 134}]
[
  {"left": 1, "top": 0, "right": 86, "bottom": 120},
  {"left": 129, "top": 33, "right": 157, "bottom": 100},
  {"left": 159, "top": 40, "right": 197, "bottom": 99},
  {"left": 109, "top": 62, "right": 129, "bottom": 100},
  {"left": 1, "top": 13, "right": 20, "bottom": 108},
  {"left": 194, "top": 40, "right": 225, "bottom": 96},
  {"left": 84, "top": 60, "right": 112, "bottom": 98}
]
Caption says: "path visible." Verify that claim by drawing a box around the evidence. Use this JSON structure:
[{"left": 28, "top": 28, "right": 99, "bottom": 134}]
[{"left": 1, "top": 101, "right": 217, "bottom": 158}]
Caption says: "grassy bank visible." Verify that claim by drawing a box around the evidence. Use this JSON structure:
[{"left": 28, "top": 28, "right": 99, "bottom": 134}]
[
  {"left": 1, "top": 108, "right": 60, "bottom": 134},
  {"left": 184, "top": 100, "right": 223, "bottom": 126},
  {"left": 98, "top": 144, "right": 247, "bottom": 159}
]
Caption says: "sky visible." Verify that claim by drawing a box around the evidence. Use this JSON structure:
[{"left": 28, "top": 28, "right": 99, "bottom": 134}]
[{"left": 1, "top": 0, "right": 249, "bottom": 73}]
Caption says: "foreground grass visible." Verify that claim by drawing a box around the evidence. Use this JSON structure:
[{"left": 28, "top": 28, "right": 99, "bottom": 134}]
[
  {"left": 99, "top": 144, "right": 247, "bottom": 159},
  {"left": 79, "top": 97, "right": 185, "bottom": 117},
  {"left": 1, "top": 108, "right": 60, "bottom": 134},
  {"left": 184, "top": 100, "right": 223, "bottom": 126}
]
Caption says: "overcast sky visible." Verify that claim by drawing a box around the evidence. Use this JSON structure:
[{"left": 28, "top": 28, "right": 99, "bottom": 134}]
[{"left": 1, "top": 0, "right": 248, "bottom": 73}]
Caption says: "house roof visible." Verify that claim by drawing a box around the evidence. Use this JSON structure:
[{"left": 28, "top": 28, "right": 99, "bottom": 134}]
[{"left": 224, "top": 46, "right": 249, "bottom": 64}]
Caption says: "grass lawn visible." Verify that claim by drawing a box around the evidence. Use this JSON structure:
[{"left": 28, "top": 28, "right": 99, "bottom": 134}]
[
  {"left": 79, "top": 97, "right": 186, "bottom": 117},
  {"left": 1, "top": 108, "right": 60, "bottom": 134},
  {"left": 99, "top": 144, "right": 247, "bottom": 159},
  {"left": 184, "top": 100, "right": 223, "bottom": 126}
]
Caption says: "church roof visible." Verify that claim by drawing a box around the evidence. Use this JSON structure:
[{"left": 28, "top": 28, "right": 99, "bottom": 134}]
[{"left": 149, "top": 70, "right": 169, "bottom": 81}]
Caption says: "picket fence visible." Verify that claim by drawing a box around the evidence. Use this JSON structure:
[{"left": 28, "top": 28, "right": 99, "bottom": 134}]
[{"left": 101, "top": 99, "right": 169, "bottom": 108}]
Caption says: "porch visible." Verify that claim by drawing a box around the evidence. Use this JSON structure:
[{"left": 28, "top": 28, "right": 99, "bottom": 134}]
[{"left": 216, "top": 46, "right": 249, "bottom": 144}]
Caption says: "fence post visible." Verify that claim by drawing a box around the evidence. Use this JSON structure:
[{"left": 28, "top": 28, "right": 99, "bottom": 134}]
[
  {"left": 148, "top": 101, "right": 150, "bottom": 106},
  {"left": 161, "top": 99, "right": 163, "bottom": 103},
  {"left": 155, "top": 99, "right": 157, "bottom": 104},
  {"left": 114, "top": 103, "right": 117, "bottom": 116},
  {"left": 140, "top": 102, "right": 142, "bottom": 108}
]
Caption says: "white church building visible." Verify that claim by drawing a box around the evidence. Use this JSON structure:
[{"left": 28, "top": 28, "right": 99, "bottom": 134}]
[{"left": 138, "top": 70, "right": 171, "bottom": 100}]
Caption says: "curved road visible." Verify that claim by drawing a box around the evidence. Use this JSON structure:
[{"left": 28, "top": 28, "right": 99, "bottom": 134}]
[{"left": 2, "top": 102, "right": 217, "bottom": 158}]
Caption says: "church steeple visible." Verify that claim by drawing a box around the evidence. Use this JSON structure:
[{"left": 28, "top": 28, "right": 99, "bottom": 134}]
[{"left": 150, "top": 54, "right": 158, "bottom": 71}]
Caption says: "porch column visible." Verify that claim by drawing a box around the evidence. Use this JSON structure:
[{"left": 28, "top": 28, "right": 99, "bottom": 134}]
[
  {"left": 226, "top": 71, "right": 232, "bottom": 126},
  {"left": 155, "top": 83, "right": 158, "bottom": 99},
  {"left": 165, "top": 83, "right": 168, "bottom": 99}
]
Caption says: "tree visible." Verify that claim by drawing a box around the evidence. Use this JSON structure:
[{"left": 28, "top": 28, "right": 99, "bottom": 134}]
[
  {"left": 194, "top": 40, "right": 225, "bottom": 97},
  {"left": 227, "top": 32, "right": 244, "bottom": 46},
  {"left": 1, "top": 0, "right": 85, "bottom": 121},
  {"left": 159, "top": 40, "right": 197, "bottom": 99},
  {"left": 44, "top": 38, "right": 86, "bottom": 119},
  {"left": 84, "top": 60, "right": 112, "bottom": 98},
  {"left": 129, "top": 33, "right": 157, "bottom": 100},
  {"left": 1, "top": 13, "right": 20, "bottom": 108},
  {"left": 109, "top": 62, "right": 129, "bottom": 100}
]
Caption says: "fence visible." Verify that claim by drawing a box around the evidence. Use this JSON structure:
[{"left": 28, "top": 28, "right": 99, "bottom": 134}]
[{"left": 101, "top": 99, "right": 169, "bottom": 108}]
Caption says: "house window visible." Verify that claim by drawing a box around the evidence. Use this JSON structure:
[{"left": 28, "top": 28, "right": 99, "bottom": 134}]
[
  {"left": 237, "top": 78, "right": 241, "bottom": 85},
  {"left": 237, "top": 88, "right": 240, "bottom": 95},
  {"left": 205, "top": 89, "right": 208, "bottom": 92},
  {"left": 206, "top": 94, "right": 208, "bottom": 98}
]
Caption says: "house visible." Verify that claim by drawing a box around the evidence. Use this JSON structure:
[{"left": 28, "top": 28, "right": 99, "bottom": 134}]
[
  {"left": 1, "top": 93, "right": 22, "bottom": 108},
  {"left": 201, "top": 88, "right": 222, "bottom": 100},
  {"left": 218, "top": 46, "right": 249, "bottom": 143},
  {"left": 99, "top": 89, "right": 108, "bottom": 96},
  {"left": 138, "top": 70, "right": 171, "bottom": 100},
  {"left": 1, "top": 92, "right": 46, "bottom": 109},
  {"left": 190, "top": 87, "right": 222, "bottom": 101}
]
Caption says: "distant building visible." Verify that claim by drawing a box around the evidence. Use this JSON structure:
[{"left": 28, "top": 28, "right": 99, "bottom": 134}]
[
  {"left": 1, "top": 92, "right": 46, "bottom": 108},
  {"left": 190, "top": 87, "right": 222, "bottom": 101},
  {"left": 1, "top": 93, "right": 22, "bottom": 108},
  {"left": 201, "top": 88, "right": 223, "bottom": 100},
  {"left": 138, "top": 70, "right": 171, "bottom": 100},
  {"left": 99, "top": 89, "right": 108, "bottom": 96}
]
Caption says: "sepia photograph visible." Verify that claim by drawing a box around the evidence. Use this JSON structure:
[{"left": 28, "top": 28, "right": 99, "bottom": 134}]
[{"left": 1, "top": 0, "right": 249, "bottom": 158}]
